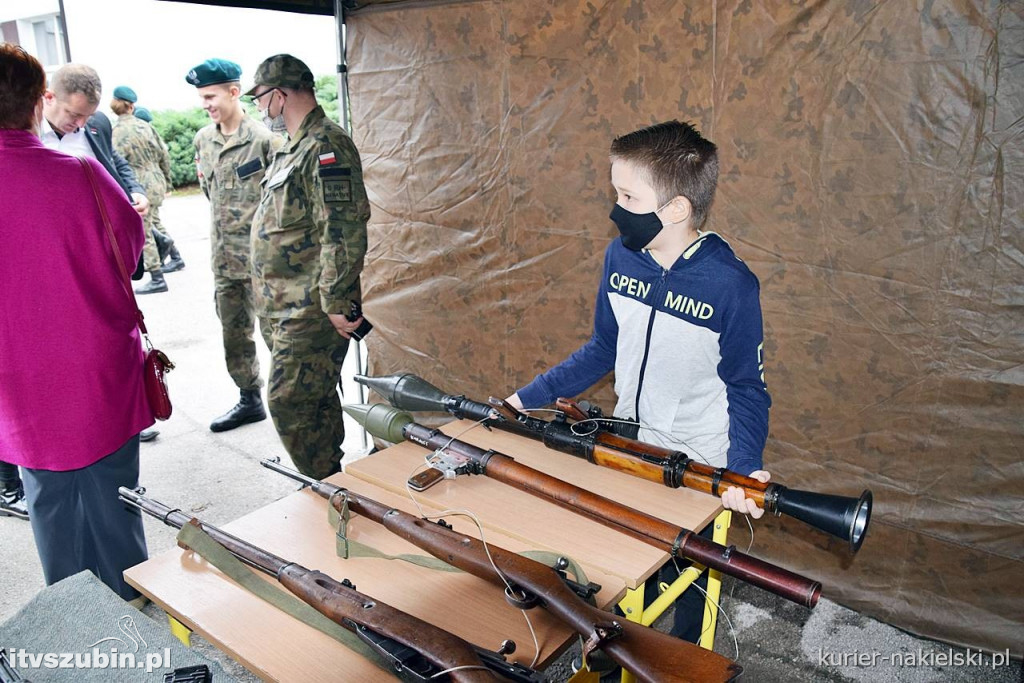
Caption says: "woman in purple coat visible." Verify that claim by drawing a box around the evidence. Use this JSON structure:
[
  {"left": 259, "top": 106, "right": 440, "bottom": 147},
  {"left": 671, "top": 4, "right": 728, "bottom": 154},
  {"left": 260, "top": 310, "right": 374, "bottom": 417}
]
[{"left": 0, "top": 44, "right": 153, "bottom": 601}]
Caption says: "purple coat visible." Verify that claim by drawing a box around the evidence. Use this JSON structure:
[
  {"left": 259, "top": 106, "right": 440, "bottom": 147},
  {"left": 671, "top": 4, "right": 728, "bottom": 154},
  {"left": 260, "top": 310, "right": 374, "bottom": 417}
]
[{"left": 0, "top": 129, "right": 153, "bottom": 471}]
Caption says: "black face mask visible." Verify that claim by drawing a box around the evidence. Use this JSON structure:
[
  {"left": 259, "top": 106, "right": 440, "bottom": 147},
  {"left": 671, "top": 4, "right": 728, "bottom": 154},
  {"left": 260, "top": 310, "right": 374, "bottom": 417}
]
[{"left": 610, "top": 203, "right": 664, "bottom": 251}]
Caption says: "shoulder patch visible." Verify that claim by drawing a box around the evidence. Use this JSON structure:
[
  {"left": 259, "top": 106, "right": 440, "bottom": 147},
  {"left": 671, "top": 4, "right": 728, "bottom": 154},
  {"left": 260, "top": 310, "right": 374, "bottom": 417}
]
[
  {"left": 323, "top": 178, "right": 352, "bottom": 204},
  {"left": 318, "top": 151, "right": 337, "bottom": 166}
]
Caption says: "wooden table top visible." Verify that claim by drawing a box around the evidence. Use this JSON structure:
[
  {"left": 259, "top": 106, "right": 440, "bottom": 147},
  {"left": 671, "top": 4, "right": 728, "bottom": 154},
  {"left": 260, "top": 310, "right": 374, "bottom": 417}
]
[{"left": 125, "top": 423, "right": 722, "bottom": 682}]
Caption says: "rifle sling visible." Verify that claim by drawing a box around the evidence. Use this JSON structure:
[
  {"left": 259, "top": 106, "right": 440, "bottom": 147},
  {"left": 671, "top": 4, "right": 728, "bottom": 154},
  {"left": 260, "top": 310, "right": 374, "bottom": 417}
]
[
  {"left": 175, "top": 522, "right": 392, "bottom": 676},
  {"left": 326, "top": 491, "right": 595, "bottom": 596}
]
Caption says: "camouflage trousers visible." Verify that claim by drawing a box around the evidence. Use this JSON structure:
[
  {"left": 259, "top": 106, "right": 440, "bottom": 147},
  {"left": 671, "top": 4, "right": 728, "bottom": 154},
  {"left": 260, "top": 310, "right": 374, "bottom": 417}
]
[
  {"left": 260, "top": 316, "right": 349, "bottom": 479},
  {"left": 214, "top": 276, "right": 265, "bottom": 392},
  {"left": 141, "top": 199, "right": 168, "bottom": 271}
]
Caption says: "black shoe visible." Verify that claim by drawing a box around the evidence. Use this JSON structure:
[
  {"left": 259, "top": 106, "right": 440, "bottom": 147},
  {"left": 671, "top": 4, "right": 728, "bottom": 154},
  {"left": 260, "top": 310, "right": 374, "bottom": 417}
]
[
  {"left": 0, "top": 484, "right": 29, "bottom": 520},
  {"left": 140, "top": 429, "right": 159, "bottom": 442},
  {"left": 210, "top": 389, "right": 267, "bottom": 432},
  {"left": 161, "top": 245, "right": 185, "bottom": 273},
  {"left": 135, "top": 271, "right": 168, "bottom": 295}
]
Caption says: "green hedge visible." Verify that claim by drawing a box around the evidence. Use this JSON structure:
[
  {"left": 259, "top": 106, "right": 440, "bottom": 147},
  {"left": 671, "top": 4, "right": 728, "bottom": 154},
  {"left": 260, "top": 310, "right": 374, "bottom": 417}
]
[
  {"left": 149, "top": 76, "right": 340, "bottom": 189},
  {"left": 149, "top": 108, "right": 208, "bottom": 188}
]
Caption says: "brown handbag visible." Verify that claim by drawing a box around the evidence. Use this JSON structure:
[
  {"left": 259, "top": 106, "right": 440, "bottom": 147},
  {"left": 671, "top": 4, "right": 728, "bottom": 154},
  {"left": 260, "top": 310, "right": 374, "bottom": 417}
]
[{"left": 79, "top": 157, "right": 174, "bottom": 420}]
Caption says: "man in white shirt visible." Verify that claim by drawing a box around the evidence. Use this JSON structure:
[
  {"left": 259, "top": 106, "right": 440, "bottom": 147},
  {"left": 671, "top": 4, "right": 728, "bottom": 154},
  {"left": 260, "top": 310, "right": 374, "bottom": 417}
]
[{"left": 41, "top": 64, "right": 150, "bottom": 214}]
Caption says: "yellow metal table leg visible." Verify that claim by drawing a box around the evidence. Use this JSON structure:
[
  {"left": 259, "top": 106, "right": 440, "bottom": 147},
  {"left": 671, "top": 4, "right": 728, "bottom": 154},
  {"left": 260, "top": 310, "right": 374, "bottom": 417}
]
[
  {"left": 617, "top": 582, "right": 645, "bottom": 683},
  {"left": 699, "top": 510, "right": 731, "bottom": 651},
  {"left": 168, "top": 614, "right": 192, "bottom": 647},
  {"left": 613, "top": 509, "right": 731, "bottom": 680}
]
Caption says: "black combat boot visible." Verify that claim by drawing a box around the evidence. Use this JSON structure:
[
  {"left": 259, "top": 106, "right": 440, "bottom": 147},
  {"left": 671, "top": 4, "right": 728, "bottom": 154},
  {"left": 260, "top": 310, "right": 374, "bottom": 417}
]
[
  {"left": 153, "top": 228, "right": 172, "bottom": 264},
  {"left": 161, "top": 244, "right": 185, "bottom": 273},
  {"left": 135, "top": 270, "right": 168, "bottom": 295},
  {"left": 0, "top": 483, "right": 29, "bottom": 521},
  {"left": 210, "top": 389, "right": 267, "bottom": 432}
]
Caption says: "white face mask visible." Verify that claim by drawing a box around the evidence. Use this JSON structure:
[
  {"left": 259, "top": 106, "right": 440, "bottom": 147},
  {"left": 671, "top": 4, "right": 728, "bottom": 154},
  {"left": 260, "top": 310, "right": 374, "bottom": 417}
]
[{"left": 259, "top": 91, "right": 287, "bottom": 133}]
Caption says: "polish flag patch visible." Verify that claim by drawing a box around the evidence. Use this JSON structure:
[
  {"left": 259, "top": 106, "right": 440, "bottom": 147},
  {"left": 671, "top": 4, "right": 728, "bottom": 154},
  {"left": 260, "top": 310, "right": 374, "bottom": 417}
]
[{"left": 318, "top": 152, "right": 337, "bottom": 166}]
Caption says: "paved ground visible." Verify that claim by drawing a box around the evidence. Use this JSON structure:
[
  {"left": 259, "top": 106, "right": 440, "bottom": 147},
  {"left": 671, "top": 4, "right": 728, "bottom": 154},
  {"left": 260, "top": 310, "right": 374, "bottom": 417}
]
[{"left": 1, "top": 193, "right": 1020, "bottom": 682}]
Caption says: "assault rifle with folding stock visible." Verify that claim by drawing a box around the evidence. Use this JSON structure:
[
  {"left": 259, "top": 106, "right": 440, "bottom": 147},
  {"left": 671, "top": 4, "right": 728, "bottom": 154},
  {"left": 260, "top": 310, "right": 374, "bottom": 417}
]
[
  {"left": 356, "top": 373, "right": 872, "bottom": 553},
  {"left": 260, "top": 460, "right": 743, "bottom": 683},
  {"left": 118, "top": 487, "right": 544, "bottom": 682}
]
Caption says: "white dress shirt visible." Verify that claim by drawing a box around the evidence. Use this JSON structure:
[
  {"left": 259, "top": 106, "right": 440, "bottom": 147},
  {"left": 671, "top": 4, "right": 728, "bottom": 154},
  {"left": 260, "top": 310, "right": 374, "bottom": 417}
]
[{"left": 40, "top": 117, "right": 94, "bottom": 158}]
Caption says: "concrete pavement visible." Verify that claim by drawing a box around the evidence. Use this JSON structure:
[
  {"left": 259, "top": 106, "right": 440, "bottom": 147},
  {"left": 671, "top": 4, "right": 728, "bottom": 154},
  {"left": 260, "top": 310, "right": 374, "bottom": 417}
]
[{"left": 1, "top": 192, "right": 1020, "bottom": 682}]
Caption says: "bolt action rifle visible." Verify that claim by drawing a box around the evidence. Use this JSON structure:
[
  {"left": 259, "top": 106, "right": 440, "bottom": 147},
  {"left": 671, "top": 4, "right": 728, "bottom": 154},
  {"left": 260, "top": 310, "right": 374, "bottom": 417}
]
[
  {"left": 118, "top": 487, "right": 544, "bottom": 683},
  {"left": 259, "top": 460, "right": 743, "bottom": 683},
  {"left": 356, "top": 373, "right": 872, "bottom": 553},
  {"left": 340, "top": 404, "right": 822, "bottom": 609}
]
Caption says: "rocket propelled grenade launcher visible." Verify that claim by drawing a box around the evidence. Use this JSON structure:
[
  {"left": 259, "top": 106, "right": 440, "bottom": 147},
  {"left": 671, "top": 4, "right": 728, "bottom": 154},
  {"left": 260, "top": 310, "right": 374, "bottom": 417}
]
[
  {"left": 344, "top": 402, "right": 822, "bottom": 608},
  {"left": 117, "top": 487, "right": 541, "bottom": 683},
  {"left": 355, "top": 373, "right": 872, "bottom": 553},
  {"left": 259, "top": 460, "right": 743, "bottom": 683}
]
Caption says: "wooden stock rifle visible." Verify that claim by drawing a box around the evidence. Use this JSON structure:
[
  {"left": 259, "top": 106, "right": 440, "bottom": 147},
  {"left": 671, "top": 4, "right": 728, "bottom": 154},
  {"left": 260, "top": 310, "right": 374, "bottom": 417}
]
[
  {"left": 259, "top": 460, "right": 743, "bottom": 683},
  {"left": 341, "top": 404, "right": 822, "bottom": 609},
  {"left": 355, "top": 373, "right": 872, "bottom": 553},
  {"left": 118, "top": 487, "right": 544, "bottom": 682}
]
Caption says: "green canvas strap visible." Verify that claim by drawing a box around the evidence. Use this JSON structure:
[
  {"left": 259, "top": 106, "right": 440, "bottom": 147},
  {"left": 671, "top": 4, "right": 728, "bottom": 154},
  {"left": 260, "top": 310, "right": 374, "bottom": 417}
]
[
  {"left": 175, "top": 522, "right": 390, "bottom": 675},
  {"left": 326, "top": 491, "right": 595, "bottom": 594}
]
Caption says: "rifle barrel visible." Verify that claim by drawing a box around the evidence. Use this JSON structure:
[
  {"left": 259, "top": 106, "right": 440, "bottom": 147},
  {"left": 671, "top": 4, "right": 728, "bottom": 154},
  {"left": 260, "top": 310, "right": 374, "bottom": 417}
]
[
  {"left": 118, "top": 487, "right": 522, "bottom": 682},
  {"left": 259, "top": 463, "right": 743, "bottom": 682},
  {"left": 401, "top": 424, "right": 821, "bottom": 608}
]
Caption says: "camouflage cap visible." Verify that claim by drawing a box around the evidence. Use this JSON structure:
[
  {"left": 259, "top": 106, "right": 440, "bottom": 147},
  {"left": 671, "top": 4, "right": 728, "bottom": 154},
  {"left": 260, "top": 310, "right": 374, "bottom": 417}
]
[
  {"left": 185, "top": 59, "right": 242, "bottom": 88},
  {"left": 244, "top": 54, "right": 314, "bottom": 96},
  {"left": 134, "top": 106, "right": 153, "bottom": 122},
  {"left": 112, "top": 85, "right": 137, "bottom": 103}
]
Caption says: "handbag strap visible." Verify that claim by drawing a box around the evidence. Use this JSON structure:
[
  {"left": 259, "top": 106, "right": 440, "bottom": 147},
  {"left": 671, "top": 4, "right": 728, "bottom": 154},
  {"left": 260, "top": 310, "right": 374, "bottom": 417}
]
[{"left": 77, "top": 156, "right": 149, "bottom": 337}]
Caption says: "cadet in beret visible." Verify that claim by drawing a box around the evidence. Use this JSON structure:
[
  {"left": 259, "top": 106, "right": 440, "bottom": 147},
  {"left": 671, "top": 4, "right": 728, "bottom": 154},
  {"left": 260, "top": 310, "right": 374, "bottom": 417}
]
[
  {"left": 110, "top": 86, "right": 182, "bottom": 294},
  {"left": 247, "top": 54, "right": 370, "bottom": 478},
  {"left": 134, "top": 106, "right": 153, "bottom": 122},
  {"left": 188, "top": 58, "right": 280, "bottom": 433}
]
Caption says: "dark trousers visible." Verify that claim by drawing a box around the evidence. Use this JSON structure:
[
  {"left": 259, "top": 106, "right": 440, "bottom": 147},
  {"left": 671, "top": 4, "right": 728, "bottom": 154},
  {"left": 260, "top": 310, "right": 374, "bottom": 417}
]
[
  {"left": 21, "top": 436, "right": 148, "bottom": 600},
  {"left": 643, "top": 522, "right": 715, "bottom": 643}
]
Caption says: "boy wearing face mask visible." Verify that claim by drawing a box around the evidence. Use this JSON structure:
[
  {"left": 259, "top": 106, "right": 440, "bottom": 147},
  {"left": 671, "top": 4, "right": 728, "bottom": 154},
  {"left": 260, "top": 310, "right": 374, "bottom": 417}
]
[{"left": 508, "top": 122, "right": 772, "bottom": 643}]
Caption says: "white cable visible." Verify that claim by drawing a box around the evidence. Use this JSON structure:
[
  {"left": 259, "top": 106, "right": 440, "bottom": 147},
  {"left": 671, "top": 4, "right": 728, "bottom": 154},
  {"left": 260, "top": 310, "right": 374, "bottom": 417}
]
[{"left": 403, "top": 420, "right": 542, "bottom": 668}]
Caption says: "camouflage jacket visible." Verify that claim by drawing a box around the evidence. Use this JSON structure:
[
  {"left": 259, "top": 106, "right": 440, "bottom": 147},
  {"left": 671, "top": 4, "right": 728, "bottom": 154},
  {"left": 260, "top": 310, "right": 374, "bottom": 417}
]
[
  {"left": 112, "top": 115, "right": 171, "bottom": 200},
  {"left": 194, "top": 116, "right": 281, "bottom": 279},
  {"left": 251, "top": 106, "right": 370, "bottom": 319}
]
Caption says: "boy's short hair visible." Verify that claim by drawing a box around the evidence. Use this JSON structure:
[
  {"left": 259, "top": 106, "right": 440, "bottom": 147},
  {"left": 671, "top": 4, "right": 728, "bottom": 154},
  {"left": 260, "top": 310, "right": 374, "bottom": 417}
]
[
  {"left": 610, "top": 120, "right": 718, "bottom": 228},
  {"left": 51, "top": 64, "right": 102, "bottom": 105}
]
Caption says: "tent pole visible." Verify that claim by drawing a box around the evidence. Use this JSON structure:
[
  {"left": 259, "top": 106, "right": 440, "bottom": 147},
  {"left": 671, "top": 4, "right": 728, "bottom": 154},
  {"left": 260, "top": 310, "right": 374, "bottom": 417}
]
[{"left": 334, "top": 0, "right": 351, "bottom": 133}]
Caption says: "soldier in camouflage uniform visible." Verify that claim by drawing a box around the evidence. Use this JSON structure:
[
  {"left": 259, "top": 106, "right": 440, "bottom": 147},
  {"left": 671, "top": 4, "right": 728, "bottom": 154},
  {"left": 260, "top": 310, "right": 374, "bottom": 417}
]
[
  {"left": 187, "top": 59, "right": 281, "bottom": 432},
  {"left": 246, "top": 54, "right": 370, "bottom": 478},
  {"left": 110, "top": 86, "right": 182, "bottom": 295}
]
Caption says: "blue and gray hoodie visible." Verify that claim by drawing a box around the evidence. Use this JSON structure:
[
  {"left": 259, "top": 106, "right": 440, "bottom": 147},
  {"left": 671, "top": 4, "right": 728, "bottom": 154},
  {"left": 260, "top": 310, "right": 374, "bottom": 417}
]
[{"left": 517, "top": 232, "right": 771, "bottom": 475}]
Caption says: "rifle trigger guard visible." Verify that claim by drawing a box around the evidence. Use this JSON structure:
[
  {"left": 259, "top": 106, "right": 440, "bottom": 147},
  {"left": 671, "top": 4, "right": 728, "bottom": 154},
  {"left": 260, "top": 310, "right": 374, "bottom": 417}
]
[
  {"left": 504, "top": 585, "right": 541, "bottom": 610},
  {"left": 581, "top": 621, "right": 624, "bottom": 659}
]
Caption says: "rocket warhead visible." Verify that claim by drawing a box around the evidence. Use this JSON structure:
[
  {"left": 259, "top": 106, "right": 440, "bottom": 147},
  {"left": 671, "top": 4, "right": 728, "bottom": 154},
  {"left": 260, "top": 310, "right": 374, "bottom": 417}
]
[
  {"left": 354, "top": 373, "right": 451, "bottom": 412},
  {"left": 343, "top": 403, "right": 414, "bottom": 443}
]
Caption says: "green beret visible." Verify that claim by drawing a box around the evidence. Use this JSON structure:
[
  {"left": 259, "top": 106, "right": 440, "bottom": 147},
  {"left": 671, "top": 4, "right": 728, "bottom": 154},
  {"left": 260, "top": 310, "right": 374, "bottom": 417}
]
[
  {"left": 112, "top": 85, "right": 137, "bottom": 103},
  {"left": 185, "top": 59, "right": 243, "bottom": 88},
  {"left": 244, "top": 54, "right": 314, "bottom": 96},
  {"left": 134, "top": 106, "right": 153, "bottom": 123}
]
